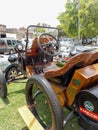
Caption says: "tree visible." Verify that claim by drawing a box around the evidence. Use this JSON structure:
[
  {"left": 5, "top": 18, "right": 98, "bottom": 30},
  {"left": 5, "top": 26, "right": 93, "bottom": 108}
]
[
  {"left": 57, "top": 0, "right": 98, "bottom": 39},
  {"left": 80, "top": 0, "right": 98, "bottom": 38}
]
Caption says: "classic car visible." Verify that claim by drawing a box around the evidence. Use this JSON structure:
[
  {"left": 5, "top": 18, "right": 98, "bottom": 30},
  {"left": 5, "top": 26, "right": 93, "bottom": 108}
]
[
  {"left": 25, "top": 25, "right": 98, "bottom": 130},
  {"left": 0, "top": 25, "right": 98, "bottom": 130},
  {"left": 0, "top": 54, "right": 22, "bottom": 81}
]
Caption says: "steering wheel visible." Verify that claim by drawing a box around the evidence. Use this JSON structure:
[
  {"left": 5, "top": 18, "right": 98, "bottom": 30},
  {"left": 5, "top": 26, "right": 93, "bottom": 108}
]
[{"left": 38, "top": 33, "right": 60, "bottom": 56}]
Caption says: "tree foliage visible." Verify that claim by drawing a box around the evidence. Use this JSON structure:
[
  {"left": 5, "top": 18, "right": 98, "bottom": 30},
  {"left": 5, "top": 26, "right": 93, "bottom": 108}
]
[{"left": 57, "top": 0, "right": 98, "bottom": 38}]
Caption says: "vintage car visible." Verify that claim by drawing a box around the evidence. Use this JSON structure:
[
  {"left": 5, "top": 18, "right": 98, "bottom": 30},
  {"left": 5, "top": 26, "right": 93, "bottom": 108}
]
[
  {"left": 0, "top": 54, "right": 22, "bottom": 81},
  {"left": 0, "top": 25, "right": 98, "bottom": 130},
  {"left": 25, "top": 25, "right": 98, "bottom": 130}
]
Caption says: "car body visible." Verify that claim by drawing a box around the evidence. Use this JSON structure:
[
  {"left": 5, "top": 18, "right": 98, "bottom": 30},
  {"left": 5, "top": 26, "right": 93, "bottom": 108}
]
[
  {"left": 0, "top": 54, "right": 21, "bottom": 81},
  {"left": 0, "top": 54, "right": 11, "bottom": 72},
  {"left": 21, "top": 25, "right": 98, "bottom": 130}
]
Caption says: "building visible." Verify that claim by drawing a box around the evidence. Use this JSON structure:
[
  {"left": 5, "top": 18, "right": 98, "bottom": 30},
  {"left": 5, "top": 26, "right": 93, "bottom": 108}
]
[
  {"left": 0, "top": 24, "right": 26, "bottom": 39},
  {"left": 0, "top": 24, "right": 6, "bottom": 38}
]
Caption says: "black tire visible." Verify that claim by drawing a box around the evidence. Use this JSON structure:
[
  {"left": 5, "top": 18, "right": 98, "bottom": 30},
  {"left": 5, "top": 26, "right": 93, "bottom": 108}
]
[
  {"left": 5, "top": 67, "right": 18, "bottom": 81},
  {"left": 26, "top": 75, "right": 63, "bottom": 130},
  {"left": 0, "top": 69, "right": 7, "bottom": 98}
]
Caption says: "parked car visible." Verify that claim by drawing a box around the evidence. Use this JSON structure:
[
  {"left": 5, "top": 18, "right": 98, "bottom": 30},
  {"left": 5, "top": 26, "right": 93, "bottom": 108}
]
[
  {"left": 0, "top": 37, "right": 22, "bottom": 54},
  {"left": 0, "top": 54, "right": 22, "bottom": 81},
  {"left": 70, "top": 43, "right": 97, "bottom": 56},
  {"left": 59, "top": 38, "right": 73, "bottom": 46}
]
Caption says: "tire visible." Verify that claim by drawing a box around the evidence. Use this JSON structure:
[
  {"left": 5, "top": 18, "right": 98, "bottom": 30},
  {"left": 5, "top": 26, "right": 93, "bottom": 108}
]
[
  {"left": 5, "top": 67, "right": 18, "bottom": 81},
  {"left": 0, "top": 69, "right": 7, "bottom": 98},
  {"left": 26, "top": 75, "right": 63, "bottom": 130}
]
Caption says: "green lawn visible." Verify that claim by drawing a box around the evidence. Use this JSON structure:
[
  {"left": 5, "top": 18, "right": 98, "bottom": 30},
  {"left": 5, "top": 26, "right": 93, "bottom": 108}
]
[
  {"left": 0, "top": 78, "right": 83, "bottom": 130},
  {"left": 0, "top": 79, "right": 28, "bottom": 130}
]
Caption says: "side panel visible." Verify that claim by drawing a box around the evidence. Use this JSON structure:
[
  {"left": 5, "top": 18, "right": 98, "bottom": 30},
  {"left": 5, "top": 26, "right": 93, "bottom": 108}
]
[{"left": 66, "top": 63, "right": 98, "bottom": 106}]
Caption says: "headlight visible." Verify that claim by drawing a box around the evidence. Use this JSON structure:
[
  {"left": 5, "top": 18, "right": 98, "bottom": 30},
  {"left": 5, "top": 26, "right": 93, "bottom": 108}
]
[
  {"left": 15, "top": 44, "right": 23, "bottom": 52},
  {"left": 18, "top": 44, "right": 23, "bottom": 51}
]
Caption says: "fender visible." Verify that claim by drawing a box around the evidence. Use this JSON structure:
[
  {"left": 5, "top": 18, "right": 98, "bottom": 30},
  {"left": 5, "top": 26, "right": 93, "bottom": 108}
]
[{"left": 4, "top": 63, "right": 19, "bottom": 75}]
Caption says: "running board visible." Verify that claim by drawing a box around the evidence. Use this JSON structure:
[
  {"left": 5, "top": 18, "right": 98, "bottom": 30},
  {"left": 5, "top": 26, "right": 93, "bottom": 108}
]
[{"left": 18, "top": 106, "right": 44, "bottom": 130}]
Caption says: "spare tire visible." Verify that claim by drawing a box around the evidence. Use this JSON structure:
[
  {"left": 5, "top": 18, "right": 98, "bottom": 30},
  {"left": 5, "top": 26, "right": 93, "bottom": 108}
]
[{"left": 76, "top": 85, "right": 98, "bottom": 129}]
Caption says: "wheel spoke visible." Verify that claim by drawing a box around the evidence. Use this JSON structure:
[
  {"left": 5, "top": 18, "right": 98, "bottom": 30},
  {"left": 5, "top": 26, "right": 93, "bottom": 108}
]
[
  {"left": 33, "top": 89, "right": 42, "bottom": 100},
  {"left": 7, "top": 68, "right": 17, "bottom": 80}
]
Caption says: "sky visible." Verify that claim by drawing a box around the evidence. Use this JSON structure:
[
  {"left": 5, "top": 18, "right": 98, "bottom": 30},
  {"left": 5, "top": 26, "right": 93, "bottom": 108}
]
[{"left": 0, "top": 0, "right": 66, "bottom": 28}]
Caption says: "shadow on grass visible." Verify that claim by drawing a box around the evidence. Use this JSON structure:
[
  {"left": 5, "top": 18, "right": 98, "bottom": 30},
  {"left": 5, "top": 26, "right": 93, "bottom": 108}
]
[
  {"left": 7, "top": 79, "right": 27, "bottom": 84},
  {"left": 8, "top": 88, "right": 26, "bottom": 96},
  {"left": 1, "top": 89, "right": 25, "bottom": 104},
  {"left": 1, "top": 97, "right": 10, "bottom": 105},
  {"left": 22, "top": 126, "right": 28, "bottom": 130}
]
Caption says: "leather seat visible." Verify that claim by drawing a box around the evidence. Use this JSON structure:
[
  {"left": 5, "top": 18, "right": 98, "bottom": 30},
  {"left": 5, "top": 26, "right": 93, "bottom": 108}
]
[
  {"left": 44, "top": 52, "right": 93, "bottom": 85},
  {"left": 86, "top": 51, "right": 98, "bottom": 65}
]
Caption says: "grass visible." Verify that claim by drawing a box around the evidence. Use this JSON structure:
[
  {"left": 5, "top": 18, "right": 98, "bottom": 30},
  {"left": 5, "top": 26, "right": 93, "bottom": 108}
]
[
  {"left": 0, "top": 79, "right": 28, "bottom": 130},
  {"left": 0, "top": 78, "right": 83, "bottom": 130}
]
